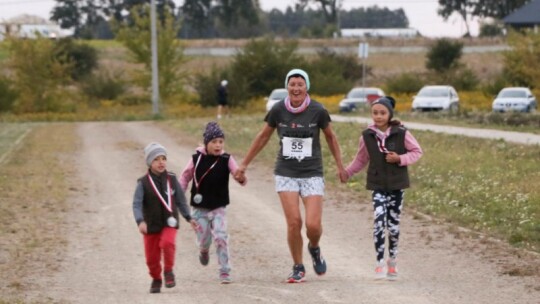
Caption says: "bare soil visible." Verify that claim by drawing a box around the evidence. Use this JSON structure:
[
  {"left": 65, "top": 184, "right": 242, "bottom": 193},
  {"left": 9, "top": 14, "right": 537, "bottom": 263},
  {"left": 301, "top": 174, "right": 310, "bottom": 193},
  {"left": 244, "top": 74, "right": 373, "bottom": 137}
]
[{"left": 19, "top": 121, "right": 540, "bottom": 303}]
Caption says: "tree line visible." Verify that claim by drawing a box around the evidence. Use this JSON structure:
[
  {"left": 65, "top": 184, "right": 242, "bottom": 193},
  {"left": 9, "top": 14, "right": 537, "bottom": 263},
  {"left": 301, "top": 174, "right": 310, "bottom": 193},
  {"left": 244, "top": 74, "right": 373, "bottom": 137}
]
[{"left": 50, "top": 0, "right": 409, "bottom": 39}]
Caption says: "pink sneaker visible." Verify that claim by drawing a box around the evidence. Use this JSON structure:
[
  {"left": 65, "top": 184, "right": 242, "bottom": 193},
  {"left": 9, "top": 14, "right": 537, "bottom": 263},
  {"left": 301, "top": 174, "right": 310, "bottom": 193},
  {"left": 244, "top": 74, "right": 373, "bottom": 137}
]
[
  {"left": 387, "top": 258, "right": 398, "bottom": 279},
  {"left": 374, "top": 260, "right": 386, "bottom": 280}
]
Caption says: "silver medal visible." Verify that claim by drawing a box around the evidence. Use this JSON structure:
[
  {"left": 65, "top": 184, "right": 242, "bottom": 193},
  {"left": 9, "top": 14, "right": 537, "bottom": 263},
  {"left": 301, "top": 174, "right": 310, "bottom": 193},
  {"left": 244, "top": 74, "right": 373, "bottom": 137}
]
[
  {"left": 193, "top": 193, "right": 203, "bottom": 204},
  {"left": 167, "top": 216, "right": 177, "bottom": 227}
]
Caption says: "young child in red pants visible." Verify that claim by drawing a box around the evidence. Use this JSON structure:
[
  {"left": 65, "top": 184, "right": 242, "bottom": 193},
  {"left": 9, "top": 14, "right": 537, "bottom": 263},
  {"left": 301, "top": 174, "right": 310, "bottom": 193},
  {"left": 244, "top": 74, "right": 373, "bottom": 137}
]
[{"left": 132, "top": 142, "right": 198, "bottom": 293}]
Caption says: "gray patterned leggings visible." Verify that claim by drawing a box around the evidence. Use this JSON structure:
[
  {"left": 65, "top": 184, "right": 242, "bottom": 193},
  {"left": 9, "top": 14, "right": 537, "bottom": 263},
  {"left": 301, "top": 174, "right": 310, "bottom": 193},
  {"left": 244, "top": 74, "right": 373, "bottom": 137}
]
[{"left": 372, "top": 190, "right": 404, "bottom": 262}]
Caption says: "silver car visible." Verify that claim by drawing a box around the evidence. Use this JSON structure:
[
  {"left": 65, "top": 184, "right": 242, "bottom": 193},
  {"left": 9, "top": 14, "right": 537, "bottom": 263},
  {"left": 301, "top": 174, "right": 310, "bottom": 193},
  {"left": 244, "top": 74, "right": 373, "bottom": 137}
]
[
  {"left": 412, "top": 85, "right": 459, "bottom": 112},
  {"left": 339, "top": 87, "right": 385, "bottom": 112},
  {"left": 265, "top": 88, "right": 288, "bottom": 112},
  {"left": 492, "top": 87, "right": 537, "bottom": 113}
]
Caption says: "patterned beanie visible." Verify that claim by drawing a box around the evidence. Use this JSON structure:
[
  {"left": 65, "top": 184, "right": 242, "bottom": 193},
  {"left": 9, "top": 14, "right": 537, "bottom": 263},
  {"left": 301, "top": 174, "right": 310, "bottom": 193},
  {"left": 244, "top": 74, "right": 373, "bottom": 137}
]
[
  {"left": 285, "top": 68, "right": 310, "bottom": 91},
  {"left": 144, "top": 142, "right": 167, "bottom": 167},
  {"left": 372, "top": 96, "right": 396, "bottom": 119},
  {"left": 203, "top": 121, "right": 225, "bottom": 145}
]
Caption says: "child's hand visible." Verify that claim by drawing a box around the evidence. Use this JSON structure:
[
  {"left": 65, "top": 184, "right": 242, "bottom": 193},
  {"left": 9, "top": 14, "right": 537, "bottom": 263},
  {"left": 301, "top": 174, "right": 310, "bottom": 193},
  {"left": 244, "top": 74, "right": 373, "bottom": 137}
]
[
  {"left": 138, "top": 221, "right": 147, "bottom": 234},
  {"left": 234, "top": 172, "right": 247, "bottom": 185},
  {"left": 189, "top": 219, "right": 200, "bottom": 232},
  {"left": 338, "top": 169, "right": 349, "bottom": 183},
  {"left": 385, "top": 151, "right": 401, "bottom": 164}
]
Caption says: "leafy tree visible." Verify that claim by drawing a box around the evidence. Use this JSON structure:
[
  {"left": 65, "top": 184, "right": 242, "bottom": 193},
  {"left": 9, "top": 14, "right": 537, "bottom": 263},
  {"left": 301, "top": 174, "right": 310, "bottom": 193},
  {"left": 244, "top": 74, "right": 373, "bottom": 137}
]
[
  {"left": 297, "top": 0, "right": 341, "bottom": 25},
  {"left": 181, "top": 0, "right": 259, "bottom": 36},
  {"left": 115, "top": 4, "right": 188, "bottom": 103},
  {"left": 437, "top": 0, "right": 475, "bottom": 37},
  {"left": 426, "top": 39, "right": 463, "bottom": 73},
  {"left": 502, "top": 31, "right": 540, "bottom": 89},
  {"left": 0, "top": 76, "right": 18, "bottom": 112},
  {"left": 6, "top": 37, "right": 72, "bottom": 113}
]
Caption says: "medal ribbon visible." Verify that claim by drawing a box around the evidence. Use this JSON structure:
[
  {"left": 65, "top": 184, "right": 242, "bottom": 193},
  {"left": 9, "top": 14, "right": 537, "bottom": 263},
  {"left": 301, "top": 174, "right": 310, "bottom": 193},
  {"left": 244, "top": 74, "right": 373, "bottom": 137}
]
[
  {"left": 147, "top": 173, "right": 172, "bottom": 213},
  {"left": 194, "top": 153, "right": 219, "bottom": 193},
  {"left": 375, "top": 136, "right": 389, "bottom": 154}
]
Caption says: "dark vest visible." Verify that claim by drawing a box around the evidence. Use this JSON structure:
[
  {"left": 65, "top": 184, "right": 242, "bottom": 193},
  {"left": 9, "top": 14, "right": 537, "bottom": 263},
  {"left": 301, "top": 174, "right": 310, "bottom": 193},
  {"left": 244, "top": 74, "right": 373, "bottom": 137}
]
[
  {"left": 189, "top": 152, "right": 231, "bottom": 210},
  {"left": 363, "top": 126, "right": 410, "bottom": 191},
  {"left": 139, "top": 171, "right": 180, "bottom": 234}
]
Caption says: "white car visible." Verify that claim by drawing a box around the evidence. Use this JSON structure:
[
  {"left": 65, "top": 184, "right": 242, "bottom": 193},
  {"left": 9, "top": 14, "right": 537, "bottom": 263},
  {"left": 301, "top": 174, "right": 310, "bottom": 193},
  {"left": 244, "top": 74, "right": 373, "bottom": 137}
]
[
  {"left": 492, "top": 87, "right": 537, "bottom": 113},
  {"left": 412, "top": 85, "right": 459, "bottom": 112},
  {"left": 265, "top": 88, "right": 288, "bottom": 112},
  {"left": 339, "top": 87, "right": 385, "bottom": 112}
]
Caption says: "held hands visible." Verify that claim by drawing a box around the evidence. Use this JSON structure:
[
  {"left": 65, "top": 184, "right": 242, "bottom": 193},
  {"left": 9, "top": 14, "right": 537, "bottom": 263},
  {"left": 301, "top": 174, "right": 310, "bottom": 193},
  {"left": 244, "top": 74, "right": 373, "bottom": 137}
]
[
  {"left": 385, "top": 151, "right": 401, "bottom": 164},
  {"left": 189, "top": 219, "right": 200, "bottom": 232},
  {"left": 234, "top": 164, "right": 247, "bottom": 184},
  {"left": 338, "top": 167, "right": 349, "bottom": 183}
]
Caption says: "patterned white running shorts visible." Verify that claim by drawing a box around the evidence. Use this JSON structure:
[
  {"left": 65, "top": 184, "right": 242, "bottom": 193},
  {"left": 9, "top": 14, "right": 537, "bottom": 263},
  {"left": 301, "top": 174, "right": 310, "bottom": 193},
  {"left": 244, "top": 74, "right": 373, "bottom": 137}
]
[{"left": 274, "top": 175, "right": 325, "bottom": 197}]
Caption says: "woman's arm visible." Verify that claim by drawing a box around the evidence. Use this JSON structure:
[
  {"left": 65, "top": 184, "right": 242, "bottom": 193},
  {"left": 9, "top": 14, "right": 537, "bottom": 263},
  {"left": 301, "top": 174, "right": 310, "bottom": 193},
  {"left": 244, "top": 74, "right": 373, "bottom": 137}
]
[
  {"left": 322, "top": 123, "right": 346, "bottom": 181},
  {"left": 235, "top": 124, "right": 275, "bottom": 176}
]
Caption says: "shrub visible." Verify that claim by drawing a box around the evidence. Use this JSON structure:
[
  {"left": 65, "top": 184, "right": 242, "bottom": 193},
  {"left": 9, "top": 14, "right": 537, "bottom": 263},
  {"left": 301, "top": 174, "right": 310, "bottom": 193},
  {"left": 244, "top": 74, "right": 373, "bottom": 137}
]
[
  {"left": 0, "top": 76, "right": 18, "bottom": 112},
  {"left": 479, "top": 23, "right": 504, "bottom": 37},
  {"left": 426, "top": 39, "right": 463, "bottom": 73},
  {"left": 309, "top": 48, "right": 365, "bottom": 95},
  {"left": 448, "top": 68, "right": 479, "bottom": 91},
  {"left": 384, "top": 73, "right": 424, "bottom": 94},
  {"left": 53, "top": 38, "right": 98, "bottom": 81},
  {"left": 81, "top": 68, "right": 127, "bottom": 102}
]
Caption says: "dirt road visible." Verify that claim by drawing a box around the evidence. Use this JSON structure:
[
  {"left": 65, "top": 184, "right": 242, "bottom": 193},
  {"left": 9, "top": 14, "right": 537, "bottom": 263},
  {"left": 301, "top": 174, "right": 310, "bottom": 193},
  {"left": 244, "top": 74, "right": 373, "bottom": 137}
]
[{"left": 28, "top": 121, "right": 538, "bottom": 303}]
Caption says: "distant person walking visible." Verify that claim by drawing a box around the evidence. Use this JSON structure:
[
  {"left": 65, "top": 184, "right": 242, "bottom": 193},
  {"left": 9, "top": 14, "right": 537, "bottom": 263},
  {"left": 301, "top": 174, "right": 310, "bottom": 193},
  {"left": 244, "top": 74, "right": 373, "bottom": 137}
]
[
  {"left": 217, "top": 80, "right": 229, "bottom": 119},
  {"left": 234, "top": 69, "right": 346, "bottom": 283},
  {"left": 340, "top": 97, "right": 423, "bottom": 280}
]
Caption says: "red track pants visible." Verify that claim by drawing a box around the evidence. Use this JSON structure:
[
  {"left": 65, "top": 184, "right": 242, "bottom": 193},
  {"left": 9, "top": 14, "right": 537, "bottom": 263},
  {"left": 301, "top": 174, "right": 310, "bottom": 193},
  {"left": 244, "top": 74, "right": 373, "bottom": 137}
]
[{"left": 143, "top": 227, "right": 177, "bottom": 280}]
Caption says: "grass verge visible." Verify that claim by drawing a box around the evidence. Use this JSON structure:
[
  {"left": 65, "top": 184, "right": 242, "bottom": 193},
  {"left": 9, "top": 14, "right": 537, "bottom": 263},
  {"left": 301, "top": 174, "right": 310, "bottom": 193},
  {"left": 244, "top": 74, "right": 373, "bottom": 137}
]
[{"left": 0, "top": 124, "right": 78, "bottom": 303}]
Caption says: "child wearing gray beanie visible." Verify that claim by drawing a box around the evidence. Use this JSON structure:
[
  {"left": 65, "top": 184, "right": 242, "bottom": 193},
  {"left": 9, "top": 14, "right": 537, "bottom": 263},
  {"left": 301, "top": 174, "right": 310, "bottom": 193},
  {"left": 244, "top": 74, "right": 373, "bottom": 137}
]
[
  {"left": 144, "top": 142, "right": 167, "bottom": 167},
  {"left": 133, "top": 142, "right": 199, "bottom": 293}
]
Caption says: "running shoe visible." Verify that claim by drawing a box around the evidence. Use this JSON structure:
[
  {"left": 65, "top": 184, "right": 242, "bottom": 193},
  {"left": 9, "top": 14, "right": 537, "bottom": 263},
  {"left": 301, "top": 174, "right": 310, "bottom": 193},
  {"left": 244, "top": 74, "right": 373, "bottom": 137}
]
[
  {"left": 374, "top": 260, "right": 386, "bottom": 280},
  {"left": 286, "top": 264, "right": 306, "bottom": 283},
  {"left": 220, "top": 272, "right": 232, "bottom": 284},
  {"left": 307, "top": 243, "right": 327, "bottom": 275},
  {"left": 149, "top": 279, "right": 162, "bottom": 293},
  {"left": 387, "top": 258, "right": 398, "bottom": 279},
  {"left": 164, "top": 271, "right": 175, "bottom": 288},
  {"left": 199, "top": 251, "right": 209, "bottom": 266}
]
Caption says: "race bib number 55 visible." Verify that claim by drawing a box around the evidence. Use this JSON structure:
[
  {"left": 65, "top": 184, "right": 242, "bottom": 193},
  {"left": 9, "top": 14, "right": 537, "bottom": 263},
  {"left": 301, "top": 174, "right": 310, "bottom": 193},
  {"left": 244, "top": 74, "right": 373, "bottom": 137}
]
[{"left": 282, "top": 137, "right": 313, "bottom": 158}]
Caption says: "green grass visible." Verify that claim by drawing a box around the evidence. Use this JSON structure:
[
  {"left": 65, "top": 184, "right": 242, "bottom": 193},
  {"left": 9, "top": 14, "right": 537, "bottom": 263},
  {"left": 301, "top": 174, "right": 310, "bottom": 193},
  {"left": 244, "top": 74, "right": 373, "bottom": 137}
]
[{"left": 164, "top": 115, "right": 540, "bottom": 252}]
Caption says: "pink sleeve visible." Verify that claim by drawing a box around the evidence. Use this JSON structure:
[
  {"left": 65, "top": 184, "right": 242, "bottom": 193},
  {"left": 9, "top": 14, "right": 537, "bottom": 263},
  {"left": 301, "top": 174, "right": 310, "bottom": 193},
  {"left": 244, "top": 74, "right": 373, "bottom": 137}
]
[
  {"left": 179, "top": 159, "right": 195, "bottom": 192},
  {"left": 398, "top": 130, "right": 423, "bottom": 166},
  {"left": 229, "top": 155, "right": 246, "bottom": 186},
  {"left": 345, "top": 136, "right": 370, "bottom": 178}
]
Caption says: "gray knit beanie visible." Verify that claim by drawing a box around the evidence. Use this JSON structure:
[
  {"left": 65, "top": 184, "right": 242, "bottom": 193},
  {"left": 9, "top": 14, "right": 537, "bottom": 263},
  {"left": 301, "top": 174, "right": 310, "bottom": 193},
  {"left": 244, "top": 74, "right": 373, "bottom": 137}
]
[{"left": 144, "top": 142, "right": 167, "bottom": 167}]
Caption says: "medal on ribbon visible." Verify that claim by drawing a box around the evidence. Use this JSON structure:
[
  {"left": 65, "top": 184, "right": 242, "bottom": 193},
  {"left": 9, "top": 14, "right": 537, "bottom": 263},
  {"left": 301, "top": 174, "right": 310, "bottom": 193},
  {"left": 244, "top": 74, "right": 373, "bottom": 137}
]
[
  {"left": 193, "top": 153, "right": 219, "bottom": 204},
  {"left": 147, "top": 173, "right": 177, "bottom": 227}
]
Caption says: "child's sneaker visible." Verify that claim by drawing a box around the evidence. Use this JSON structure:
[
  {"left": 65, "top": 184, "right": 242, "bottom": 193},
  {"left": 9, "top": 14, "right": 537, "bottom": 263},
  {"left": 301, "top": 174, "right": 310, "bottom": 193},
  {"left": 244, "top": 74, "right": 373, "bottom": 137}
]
[
  {"left": 387, "top": 258, "right": 398, "bottom": 279},
  {"left": 286, "top": 264, "right": 306, "bottom": 283},
  {"left": 307, "top": 243, "right": 327, "bottom": 275},
  {"left": 149, "top": 279, "right": 162, "bottom": 293},
  {"left": 374, "top": 260, "right": 386, "bottom": 280},
  {"left": 220, "top": 272, "right": 232, "bottom": 284},
  {"left": 164, "top": 271, "right": 176, "bottom": 288},
  {"left": 199, "top": 251, "right": 209, "bottom": 266}
]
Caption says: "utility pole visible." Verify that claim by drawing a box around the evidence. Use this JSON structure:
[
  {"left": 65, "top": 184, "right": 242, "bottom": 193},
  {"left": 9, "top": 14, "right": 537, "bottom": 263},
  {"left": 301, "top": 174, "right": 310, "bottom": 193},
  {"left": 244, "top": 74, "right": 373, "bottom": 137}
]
[{"left": 150, "top": 0, "right": 160, "bottom": 115}]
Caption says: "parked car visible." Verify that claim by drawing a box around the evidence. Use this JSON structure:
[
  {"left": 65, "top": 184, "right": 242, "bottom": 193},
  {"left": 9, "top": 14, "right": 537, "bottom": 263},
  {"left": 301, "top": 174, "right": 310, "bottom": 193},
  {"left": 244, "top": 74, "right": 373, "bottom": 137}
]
[
  {"left": 265, "top": 88, "right": 288, "bottom": 112},
  {"left": 411, "top": 85, "right": 460, "bottom": 112},
  {"left": 492, "top": 87, "right": 537, "bottom": 113},
  {"left": 339, "top": 87, "right": 385, "bottom": 112}
]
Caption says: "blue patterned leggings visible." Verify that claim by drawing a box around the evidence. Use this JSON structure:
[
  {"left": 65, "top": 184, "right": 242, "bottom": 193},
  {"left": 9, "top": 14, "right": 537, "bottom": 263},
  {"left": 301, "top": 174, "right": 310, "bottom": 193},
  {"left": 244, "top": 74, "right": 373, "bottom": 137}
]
[
  {"left": 372, "top": 190, "right": 404, "bottom": 262},
  {"left": 192, "top": 207, "right": 230, "bottom": 275}
]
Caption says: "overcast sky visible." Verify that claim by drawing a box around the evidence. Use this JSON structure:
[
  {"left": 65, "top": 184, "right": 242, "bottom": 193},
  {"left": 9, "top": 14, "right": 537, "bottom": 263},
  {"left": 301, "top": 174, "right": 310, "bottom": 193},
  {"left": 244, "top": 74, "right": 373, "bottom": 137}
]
[{"left": 0, "top": 0, "right": 479, "bottom": 37}]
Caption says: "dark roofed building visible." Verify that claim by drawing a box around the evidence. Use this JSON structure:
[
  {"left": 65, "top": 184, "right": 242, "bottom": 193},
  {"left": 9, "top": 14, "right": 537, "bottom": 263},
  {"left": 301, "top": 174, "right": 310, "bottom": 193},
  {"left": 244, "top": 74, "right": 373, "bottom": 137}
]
[{"left": 503, "top": 0, "right": 540, "bottom": 31}]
